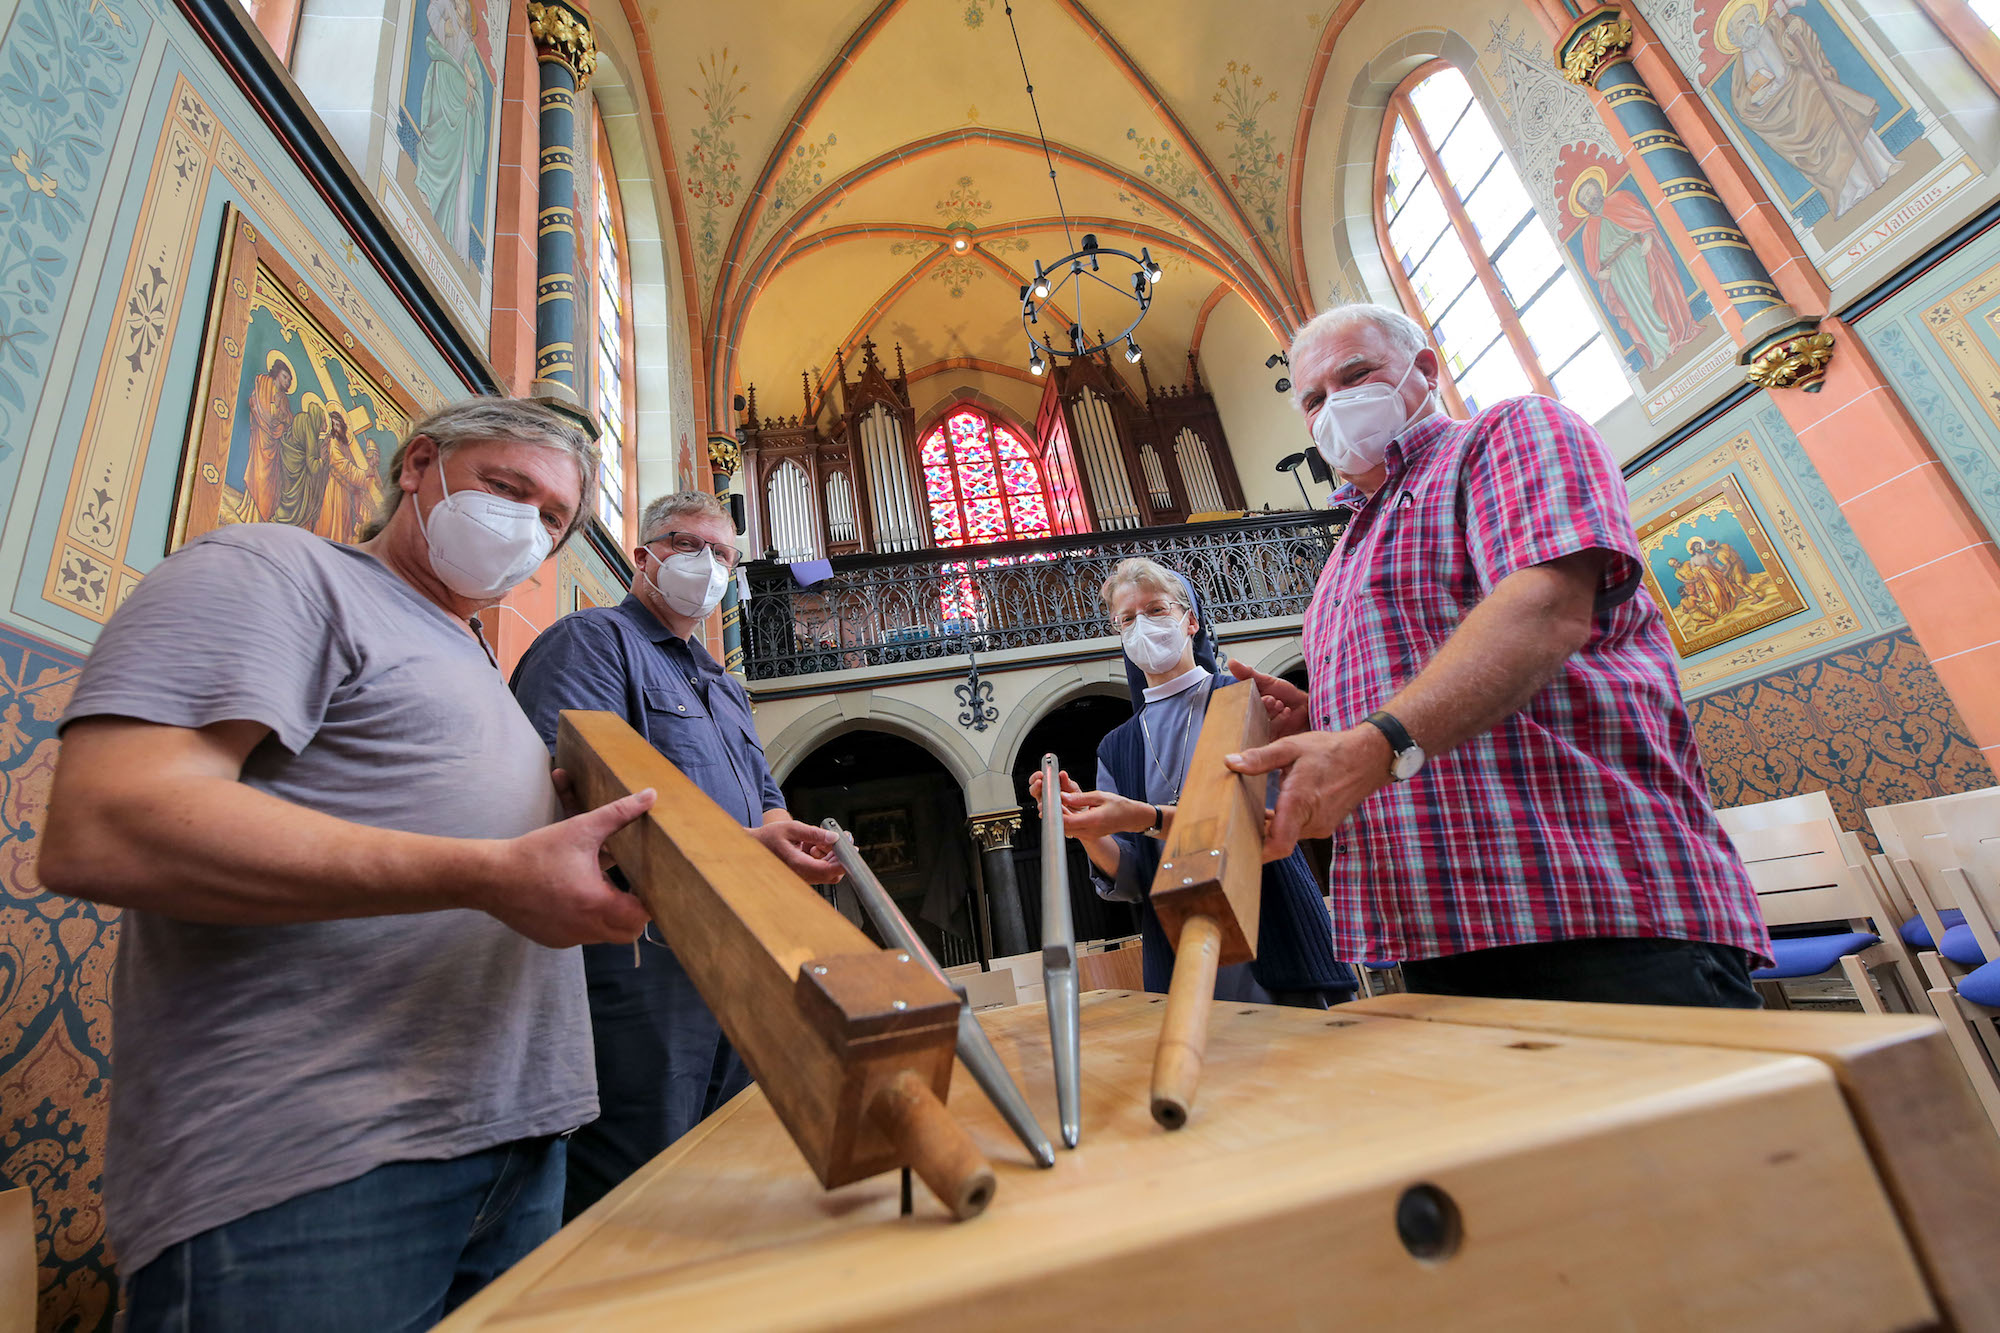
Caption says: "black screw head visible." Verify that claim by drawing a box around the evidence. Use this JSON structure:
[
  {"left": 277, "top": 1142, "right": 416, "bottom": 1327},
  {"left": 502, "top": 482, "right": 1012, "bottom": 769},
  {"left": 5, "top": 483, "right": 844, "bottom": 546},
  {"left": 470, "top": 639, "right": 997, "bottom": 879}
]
[{"left": 1395, "top": 1183, "right": 1462, "bottom": 1261}]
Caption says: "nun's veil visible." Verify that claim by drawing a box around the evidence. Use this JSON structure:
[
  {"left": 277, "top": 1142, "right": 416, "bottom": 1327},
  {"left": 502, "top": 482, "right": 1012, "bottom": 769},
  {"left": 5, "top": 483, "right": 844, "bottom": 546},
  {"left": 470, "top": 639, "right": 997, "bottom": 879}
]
[{"left": 1121, "top": 570, "right": 1219, "bottom": 709}]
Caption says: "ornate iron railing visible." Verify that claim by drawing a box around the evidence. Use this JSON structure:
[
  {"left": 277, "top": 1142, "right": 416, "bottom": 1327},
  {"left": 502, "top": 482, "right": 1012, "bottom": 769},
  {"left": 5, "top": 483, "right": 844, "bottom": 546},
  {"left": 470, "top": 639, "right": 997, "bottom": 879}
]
[{"left": 741, "top": 511, "right": 1347, "bottom": 680}]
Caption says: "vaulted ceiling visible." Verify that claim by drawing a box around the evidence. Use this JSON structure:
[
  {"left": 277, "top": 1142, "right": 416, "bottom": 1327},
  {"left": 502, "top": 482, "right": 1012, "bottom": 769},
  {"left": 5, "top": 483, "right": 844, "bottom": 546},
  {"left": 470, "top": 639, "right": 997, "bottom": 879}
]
[{"left": 628, "top": 0, "right": 1355, "bottom": 429}]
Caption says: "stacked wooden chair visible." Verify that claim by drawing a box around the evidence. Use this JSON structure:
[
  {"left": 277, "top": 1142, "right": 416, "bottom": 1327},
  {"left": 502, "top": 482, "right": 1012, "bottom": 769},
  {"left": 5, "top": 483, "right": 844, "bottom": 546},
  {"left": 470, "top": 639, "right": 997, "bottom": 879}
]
[
  {"left": 1715, "top": 792, "right": 1919, "bottom": 1013},
  {"left": 1868, "top": 790, "right": 2000, "bottom": 1133}
]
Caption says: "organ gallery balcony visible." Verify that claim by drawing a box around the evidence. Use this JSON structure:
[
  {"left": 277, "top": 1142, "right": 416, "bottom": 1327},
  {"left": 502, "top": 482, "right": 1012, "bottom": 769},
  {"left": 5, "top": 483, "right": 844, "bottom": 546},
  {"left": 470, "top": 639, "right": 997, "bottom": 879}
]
[{"left": 739, "top": 509, "right": 1346, "bottom": 683}]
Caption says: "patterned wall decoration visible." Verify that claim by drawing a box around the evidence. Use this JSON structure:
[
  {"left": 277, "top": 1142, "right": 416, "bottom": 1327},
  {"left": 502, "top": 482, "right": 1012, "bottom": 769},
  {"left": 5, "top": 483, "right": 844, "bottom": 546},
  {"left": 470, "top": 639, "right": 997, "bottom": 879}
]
[
  {"left": 36, "top": 73, "right": 444, "bottom": 632},
  {"left": 1635, "top": 0, "right": 1981, "bottom": 285},
  {"left": 1212, "top": 62, "right": 1283, "bottom": 240},
  {"left": 1483, "top": 17, "right": 1738, "bottom": 420},
  {"left": 0, "top": 0, "right": 148, "bottom": 485},
  {"left": 747, "top": 128, "right": 837, "bottom": 256},
  {"left": 1689, "top": 628, "right": 1993, "bottom": 842},
  {"left": 377, "top": 0, "right": 509, "bottom": 337},
  {"left": 885, "top": 178, "right": 1032, "bottom": 299},
  {"left": 685, "top": 48, "right": 748, "bottom": 298},
  {"left": 1853, "top": 222, "right": 2000, "bottom": 543},
  {"left": 1627, "top": 396, "right": 1900, "bottom": 694},
  {"left": 0, "top": 623, "right": 110, "bottom": 1333},
  {"left": 557, "top": 537, "right": 625, "bottom": 613},
  {"left": 1125, "top": 128, "right": 1223, "bottom": 227}
]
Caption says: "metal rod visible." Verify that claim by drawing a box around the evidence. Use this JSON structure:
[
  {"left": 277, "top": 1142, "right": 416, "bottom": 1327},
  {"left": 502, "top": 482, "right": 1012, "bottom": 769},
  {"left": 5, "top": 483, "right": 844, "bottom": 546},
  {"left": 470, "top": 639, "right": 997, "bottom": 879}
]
[
  {"left": 1039, "top": 754, "right": 1082, "bottom": 1149},
  {"left": 822, "top": 821, "right": 1056, "bottom": 1169}
]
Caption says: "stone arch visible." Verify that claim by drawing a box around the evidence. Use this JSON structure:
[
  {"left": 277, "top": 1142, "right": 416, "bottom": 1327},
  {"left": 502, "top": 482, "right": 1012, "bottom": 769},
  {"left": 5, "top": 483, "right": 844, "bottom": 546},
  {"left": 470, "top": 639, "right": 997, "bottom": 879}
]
[
  {"left": 765, "top": 693, "right": 984, "bottom": 790},
  {"left": 1320, "top": 29, "right": 1482, "bottom": 308},
  {"left": 988, "top": 661, "right": 1134, "bottom": 782},
  {"left": 1249, "top": 637, "right": 1307, "bottom": 680}
]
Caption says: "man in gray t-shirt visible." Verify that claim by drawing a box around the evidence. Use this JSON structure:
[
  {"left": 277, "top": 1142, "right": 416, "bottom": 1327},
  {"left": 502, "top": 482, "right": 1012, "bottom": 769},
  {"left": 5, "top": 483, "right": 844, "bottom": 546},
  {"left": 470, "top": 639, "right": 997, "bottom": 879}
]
[{"left": 43, "top": 399, "right": 653, "bottom": 1331}]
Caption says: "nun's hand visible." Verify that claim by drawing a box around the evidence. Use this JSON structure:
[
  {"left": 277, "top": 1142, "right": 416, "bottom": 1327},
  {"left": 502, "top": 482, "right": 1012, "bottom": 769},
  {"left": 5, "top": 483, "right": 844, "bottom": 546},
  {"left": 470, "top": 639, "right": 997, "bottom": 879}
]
[
  {"left": 1228, "top": 660, "right": 1311, "bottom": 740},
  {"left": 1026, "top": 767, "right": 1084, "bottom": 807},
  {"left": 1055, "top": 789, "right": 1156, "bottom": 839}
]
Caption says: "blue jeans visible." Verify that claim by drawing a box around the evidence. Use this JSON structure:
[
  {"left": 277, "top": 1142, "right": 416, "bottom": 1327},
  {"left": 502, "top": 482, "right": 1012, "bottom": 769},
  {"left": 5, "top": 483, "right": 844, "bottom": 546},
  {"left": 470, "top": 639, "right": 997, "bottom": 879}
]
[{"left": 123, "top": 1135, "right": 565, "bottom": 1332}]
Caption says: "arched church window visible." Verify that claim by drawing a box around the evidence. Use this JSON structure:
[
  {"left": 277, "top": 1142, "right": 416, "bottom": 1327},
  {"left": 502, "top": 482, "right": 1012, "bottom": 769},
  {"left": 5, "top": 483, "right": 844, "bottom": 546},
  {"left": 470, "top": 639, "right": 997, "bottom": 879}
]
[
  {"left": 235, "top": 0, "right": 300, "bottom": 61},
  {"left": 919, "top": 407, "right": 1054, "bottom": 548},
  {"left": 1375, "top": 62, "right": 1631, "bottom": 422},
  {"left": 591, "top": 120, "right": 636, "bottom": 542}
]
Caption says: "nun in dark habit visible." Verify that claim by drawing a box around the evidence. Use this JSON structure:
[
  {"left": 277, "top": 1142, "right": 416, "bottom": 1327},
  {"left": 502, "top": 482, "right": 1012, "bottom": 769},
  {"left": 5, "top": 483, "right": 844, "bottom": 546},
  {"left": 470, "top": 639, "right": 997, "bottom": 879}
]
[{"left": 1030, "top": 557, "right": 1355, "bottom": 1005}]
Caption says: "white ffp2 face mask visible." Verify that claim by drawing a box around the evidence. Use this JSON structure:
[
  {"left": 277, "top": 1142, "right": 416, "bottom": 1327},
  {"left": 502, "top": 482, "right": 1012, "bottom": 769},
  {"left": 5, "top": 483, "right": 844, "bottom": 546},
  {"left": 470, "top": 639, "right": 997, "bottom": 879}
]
[
  {"left": 419, "top": 463, "right": 554, "bottom": 601},
  {"left": 1123, "top": 612, "right": 1190, "bottom": 676},
  {"left": 650, "top": 546, "right": 730, "bottom": 619},
  {"left": 1310, "top": 357, "right": 1427, "bottom": 479}
]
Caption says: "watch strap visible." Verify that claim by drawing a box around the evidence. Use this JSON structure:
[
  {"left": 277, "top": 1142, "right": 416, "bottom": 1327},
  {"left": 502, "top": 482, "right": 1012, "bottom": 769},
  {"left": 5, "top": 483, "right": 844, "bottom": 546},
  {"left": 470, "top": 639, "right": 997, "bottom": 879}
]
[{"left": 1364, "top": 710, "right": 1415, "bottom": 758}]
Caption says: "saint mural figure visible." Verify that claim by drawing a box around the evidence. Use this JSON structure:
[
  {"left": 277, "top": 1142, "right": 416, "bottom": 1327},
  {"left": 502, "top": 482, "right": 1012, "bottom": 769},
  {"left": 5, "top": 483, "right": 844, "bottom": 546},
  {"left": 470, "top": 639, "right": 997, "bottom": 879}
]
[
  {"left": 241, "top": 351, "right": 296, "bottom": 524},
  {"left": 1692, "top": 536, "right": 1756, "bottom": 606},
  {"left": 1721, "top": 0, "right": 1901, "bottom": 219},
  {"left": 315, "top": 410, "right": 385, "bottom": 543},
  {"left": 1568, "top": 171, "right": 1701, "bottom": 372},
  {"left": 414, "top": 0, "right": 487, "bottom": 264},
  {"left": 271, "top": 393, "right": 332, "bottom": 531}
]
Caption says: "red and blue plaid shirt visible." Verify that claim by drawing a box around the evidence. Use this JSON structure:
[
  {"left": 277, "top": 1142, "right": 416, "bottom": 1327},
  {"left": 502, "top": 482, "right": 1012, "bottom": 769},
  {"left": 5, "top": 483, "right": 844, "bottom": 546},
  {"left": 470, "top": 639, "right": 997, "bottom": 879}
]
[{"left": 1303, "top": 395, "right": 1770, "bottom": 966}]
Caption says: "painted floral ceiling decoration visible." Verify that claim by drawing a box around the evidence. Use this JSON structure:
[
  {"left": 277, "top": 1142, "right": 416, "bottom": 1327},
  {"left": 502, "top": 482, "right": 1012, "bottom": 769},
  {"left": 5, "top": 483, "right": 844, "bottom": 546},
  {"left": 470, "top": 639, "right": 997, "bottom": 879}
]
[{"left": 633, "top": 0, "right": 1356, "bottom": 428}]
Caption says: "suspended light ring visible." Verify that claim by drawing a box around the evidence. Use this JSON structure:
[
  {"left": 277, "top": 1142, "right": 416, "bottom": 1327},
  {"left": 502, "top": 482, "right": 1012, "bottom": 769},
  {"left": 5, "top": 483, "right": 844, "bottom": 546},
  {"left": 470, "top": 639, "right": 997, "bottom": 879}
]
[{"left": 1018, "top": 235, "right": 1160, "bottom": 365}]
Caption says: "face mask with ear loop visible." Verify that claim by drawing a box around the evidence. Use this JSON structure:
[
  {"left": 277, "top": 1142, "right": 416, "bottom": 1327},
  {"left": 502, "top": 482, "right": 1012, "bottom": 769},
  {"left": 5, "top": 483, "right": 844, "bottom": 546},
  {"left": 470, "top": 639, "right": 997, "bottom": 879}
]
[
  {"left": 418, "top": 461, "right": 555, "bottom": 601},
  {"left": 1309, "top": 355, "right": 1431, "bottom": 478},
  {"left": 1123, "top": 610, "right": 1192, "bottom": 676},
  {"left": 646, "top": 545, "right": 731, "bottom": 619}
]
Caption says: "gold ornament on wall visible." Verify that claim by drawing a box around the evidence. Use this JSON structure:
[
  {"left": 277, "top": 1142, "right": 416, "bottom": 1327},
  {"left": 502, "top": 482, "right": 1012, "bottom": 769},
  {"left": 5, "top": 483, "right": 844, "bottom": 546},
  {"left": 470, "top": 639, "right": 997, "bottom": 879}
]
[
  {"left": 1744, "top": 330, "right": 1838, "bottom": 392},
  {"left": 1559, "top": 10, "right": 1635, "bottom": 88},
  {"left": 708, "top": 435, "right": 743, "bottom": 476},
  {"left": 527, "top": 0, "right": 598, "bottom": 87}
]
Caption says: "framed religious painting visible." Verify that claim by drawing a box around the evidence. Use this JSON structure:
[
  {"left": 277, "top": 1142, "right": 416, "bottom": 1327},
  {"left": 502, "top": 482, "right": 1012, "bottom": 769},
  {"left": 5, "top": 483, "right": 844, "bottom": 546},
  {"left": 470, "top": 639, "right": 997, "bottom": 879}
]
[
  {"left": 174, "top": 206, "right": 420, "bottom": 551},
  {"left": 1636, "top": 474, "right": 1811, "bottom": 658},
  {"left": 853, "top": 807, "right": 916, "bottom": 875}
]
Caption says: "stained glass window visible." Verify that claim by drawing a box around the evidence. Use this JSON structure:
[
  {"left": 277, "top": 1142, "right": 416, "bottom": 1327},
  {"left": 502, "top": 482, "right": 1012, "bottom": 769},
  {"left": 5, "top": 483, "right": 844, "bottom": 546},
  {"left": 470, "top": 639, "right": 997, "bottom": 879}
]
[
  {"left": 918, "top": 406, "right": 1055, "bottom": 621},
  {"left": 1377, "top": 63, "right": 1632, "bottom": 423},
  {"left": 919, "top": 408, "right": 1054, "bottom": 547}
]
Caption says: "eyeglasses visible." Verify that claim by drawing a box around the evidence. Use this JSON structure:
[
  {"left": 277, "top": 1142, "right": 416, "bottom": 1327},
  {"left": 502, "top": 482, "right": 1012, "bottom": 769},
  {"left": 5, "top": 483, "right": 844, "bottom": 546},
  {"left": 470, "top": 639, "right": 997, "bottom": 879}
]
[
  {"left": 1109, "top": 600, "right": 1187, "bottom": 633},
  {"left": 647, "top": 530, "right": 741, "bottom": 572}
]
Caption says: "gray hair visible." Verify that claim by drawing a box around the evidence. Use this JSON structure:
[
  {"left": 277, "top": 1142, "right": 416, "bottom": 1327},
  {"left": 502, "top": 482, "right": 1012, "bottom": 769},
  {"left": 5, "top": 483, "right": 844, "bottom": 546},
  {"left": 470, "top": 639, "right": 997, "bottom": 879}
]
[
  {"left": 362, "top": 397, "right": 600, "bottom": 544},
  {"left": 638, "top": 491, "right": 731, "bottom": 544},
  {"left": 1098, "top": 556, "right": 1188, "bottom": 615},
  {"left": 1288, "top": 302, "right": 1430, "bottom": 410}
]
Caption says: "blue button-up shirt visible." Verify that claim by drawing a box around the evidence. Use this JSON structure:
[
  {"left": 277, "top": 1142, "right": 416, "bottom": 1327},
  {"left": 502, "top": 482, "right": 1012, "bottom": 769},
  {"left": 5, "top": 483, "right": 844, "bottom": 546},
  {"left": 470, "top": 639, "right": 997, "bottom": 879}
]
[{"left": 510, "top": 594, "right": 783, "bottom": 826}]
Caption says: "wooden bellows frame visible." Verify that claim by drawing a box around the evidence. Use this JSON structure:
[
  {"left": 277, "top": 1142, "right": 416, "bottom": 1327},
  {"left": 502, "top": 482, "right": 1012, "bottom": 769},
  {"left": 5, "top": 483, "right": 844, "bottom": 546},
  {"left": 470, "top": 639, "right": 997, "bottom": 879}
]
[
  {"left": 556, "top": 710, "right": 996, "bottom": 1219},
  {"left": 1146, "top": 681, "right": 1267, "bottom": 1129}
]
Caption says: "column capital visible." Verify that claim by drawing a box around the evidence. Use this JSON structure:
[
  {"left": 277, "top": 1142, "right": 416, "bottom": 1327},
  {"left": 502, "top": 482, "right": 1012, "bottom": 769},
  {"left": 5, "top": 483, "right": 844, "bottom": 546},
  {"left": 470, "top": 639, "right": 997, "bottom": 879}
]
[
  {"left": 1743, "top": 327, "right": 1838, "bottom": 393},
  {"left": 1558, "top": 7, "right": 1634, "bottom": 87},
  {"left": 527, "top": 0, "right": 598, "bottom": 88},
  {"left": 967, "top": 811, "right": 1022, "bottom": 853},
  {"left": 708, "top": 433, "right": 743, "bottom": 476}
]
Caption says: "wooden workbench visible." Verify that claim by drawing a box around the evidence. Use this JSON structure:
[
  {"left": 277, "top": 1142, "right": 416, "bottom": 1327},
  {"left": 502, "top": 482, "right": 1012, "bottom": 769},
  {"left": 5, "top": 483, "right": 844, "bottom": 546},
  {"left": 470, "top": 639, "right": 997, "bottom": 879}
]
[{"left": 440, "top": 992, "right": 2000, "bottom": 1331}]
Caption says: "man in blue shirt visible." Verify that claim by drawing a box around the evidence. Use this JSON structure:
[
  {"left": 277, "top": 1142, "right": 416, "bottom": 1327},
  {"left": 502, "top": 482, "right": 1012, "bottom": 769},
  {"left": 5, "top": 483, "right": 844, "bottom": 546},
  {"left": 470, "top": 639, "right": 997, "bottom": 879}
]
[{"left": 511, "top": 490, "right": 840, "bottom": 1217}]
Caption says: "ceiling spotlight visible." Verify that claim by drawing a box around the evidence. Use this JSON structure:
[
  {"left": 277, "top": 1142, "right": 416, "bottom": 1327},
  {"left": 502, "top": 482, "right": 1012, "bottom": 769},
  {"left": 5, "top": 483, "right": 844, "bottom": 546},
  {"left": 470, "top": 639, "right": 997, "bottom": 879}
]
[
  {"left": 953, "top": 235, "right": 969, "bottom": 252},
  {"left": 1274, "top": 377, "right": 1291, "bottom": 393},
  {"left": 1140, "top": 247, "right": 1162, "bottom": 284},
  {"left": 1029, "top": 349, "right": 1046, "bottom": 376},
  {"left": 1264, "top": 352, "right": 1290, "bottom": 369},
  {"left": 1124, "top": 338, "right": 1142, "bottom": 364},
  {"left": 1031, "top": 261, "right": 1050, "bottom": 301}
]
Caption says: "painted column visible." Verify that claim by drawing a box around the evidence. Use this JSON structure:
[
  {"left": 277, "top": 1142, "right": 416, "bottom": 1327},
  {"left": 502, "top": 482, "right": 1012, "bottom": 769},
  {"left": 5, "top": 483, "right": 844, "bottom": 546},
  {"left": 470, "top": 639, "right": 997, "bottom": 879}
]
[
  {"left": 709, "top": 433, "right": 745, "bottom": 674},
  {"left": 526, "top": 1, "right": 595, "bottom": 404},
  {"left": 1557, "top": 6, "right": 1834, "bottom": 391},
  {"left": 969, "top": 812, "right": 1029, "bottom": 960}
]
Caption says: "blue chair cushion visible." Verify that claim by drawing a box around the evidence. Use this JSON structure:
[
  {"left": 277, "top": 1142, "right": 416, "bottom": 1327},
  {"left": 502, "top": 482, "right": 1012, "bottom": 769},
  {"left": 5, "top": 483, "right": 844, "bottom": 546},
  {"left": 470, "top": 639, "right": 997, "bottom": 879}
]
[
  {"left": 1751, "top": 931, "right": 1879, "bottom": 981},
  {"left": 1957, "top": 960, "right": 2000, "bottom": 1008},
  {"left": 1900, "top": 909, "right": 1966, "bottom": 949},
  {"left": 1938, "top": 923, "right": 1989, "bottom": 969}
]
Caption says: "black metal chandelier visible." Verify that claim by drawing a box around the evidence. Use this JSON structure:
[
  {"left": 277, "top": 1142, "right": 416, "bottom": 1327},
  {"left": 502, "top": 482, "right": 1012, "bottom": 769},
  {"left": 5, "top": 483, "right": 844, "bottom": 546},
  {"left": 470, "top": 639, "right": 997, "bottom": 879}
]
[{"left": 1003, "top": 4, "right": 1156, "bottom": 376}]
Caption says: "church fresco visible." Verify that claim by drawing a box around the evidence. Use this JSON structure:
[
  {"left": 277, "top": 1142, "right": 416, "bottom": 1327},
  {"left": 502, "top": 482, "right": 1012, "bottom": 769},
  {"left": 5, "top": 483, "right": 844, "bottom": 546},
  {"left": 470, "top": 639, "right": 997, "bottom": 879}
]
[
  {"left": 176, "top": 209, "right": 416, "bottom": 550},
  {"left": 378, "top": 0, "right": 508, "bottom": 335},
  {"left": 1637, "top": 474, "right": 1809, "bottom": 657},
  {"left": 1638, "top": 0, "right": 1980, "bottom": 284},
  {"left": 1550, "top": 144, "right": 1723, "bottom": 403}
]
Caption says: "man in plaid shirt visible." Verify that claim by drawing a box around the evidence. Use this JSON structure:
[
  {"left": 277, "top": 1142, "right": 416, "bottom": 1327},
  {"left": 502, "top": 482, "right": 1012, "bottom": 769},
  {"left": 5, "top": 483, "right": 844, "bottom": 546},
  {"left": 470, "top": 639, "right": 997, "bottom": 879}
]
[{"left": 1227, "top": 304, "right": 1769, "bottom": 1005}]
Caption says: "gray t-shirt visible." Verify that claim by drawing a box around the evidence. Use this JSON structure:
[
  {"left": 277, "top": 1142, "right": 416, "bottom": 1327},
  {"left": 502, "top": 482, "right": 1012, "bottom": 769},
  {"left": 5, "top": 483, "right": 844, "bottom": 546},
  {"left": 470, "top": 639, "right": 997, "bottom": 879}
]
[{"left": 62, "top": 523, "right": 594, "bottom": 1277}]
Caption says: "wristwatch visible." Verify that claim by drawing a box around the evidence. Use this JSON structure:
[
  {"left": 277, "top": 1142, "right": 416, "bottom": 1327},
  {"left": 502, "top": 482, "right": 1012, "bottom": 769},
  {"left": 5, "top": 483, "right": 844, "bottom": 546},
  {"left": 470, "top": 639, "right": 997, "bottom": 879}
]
[{"left": 1364, "top": 710, "right": 1426, "bottom": 782}]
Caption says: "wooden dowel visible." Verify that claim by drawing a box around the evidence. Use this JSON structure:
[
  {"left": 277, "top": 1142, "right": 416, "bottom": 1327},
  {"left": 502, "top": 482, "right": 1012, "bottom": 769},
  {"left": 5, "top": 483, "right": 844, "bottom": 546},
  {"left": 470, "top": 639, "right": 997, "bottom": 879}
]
[
  {"left": 869, "top": 1070, "right": 997, "bottom": 1221},
  {"left": 1150, "top": 914, "right": 1224, "bottom": 1130}
]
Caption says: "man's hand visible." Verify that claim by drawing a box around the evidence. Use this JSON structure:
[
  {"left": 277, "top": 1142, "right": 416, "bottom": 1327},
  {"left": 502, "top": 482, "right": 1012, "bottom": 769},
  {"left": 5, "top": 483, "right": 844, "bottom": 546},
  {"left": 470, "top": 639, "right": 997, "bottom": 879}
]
[
  {"left": 1030, "top": 768, "right": 1154, "bottom": 839},
  {"left": 1225, "top": 726, "right": 1392, "bottom": 860},
  {"left": 751, "top": 820, "right": 843, "bottom": 885},
  {"left": 489, "top": 789, "right": 658, "bottom": 947},
  {"left": 1227, "top": 659, "right": 1311, "bottom": 739}
]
